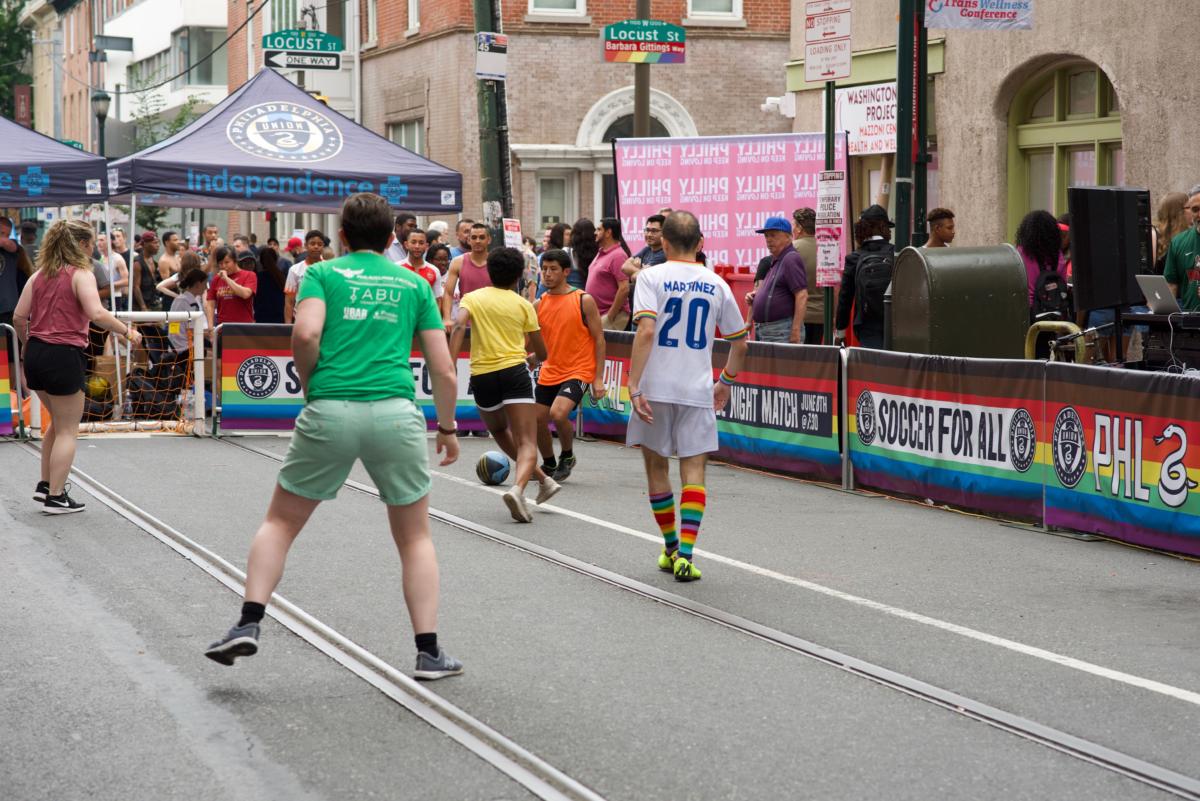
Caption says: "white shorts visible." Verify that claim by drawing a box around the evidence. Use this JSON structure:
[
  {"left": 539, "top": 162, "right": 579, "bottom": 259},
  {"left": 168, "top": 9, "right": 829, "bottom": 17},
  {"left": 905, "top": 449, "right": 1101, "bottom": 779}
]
[{"left": 625, "top": 401, "right": 718, "bottom": 458}]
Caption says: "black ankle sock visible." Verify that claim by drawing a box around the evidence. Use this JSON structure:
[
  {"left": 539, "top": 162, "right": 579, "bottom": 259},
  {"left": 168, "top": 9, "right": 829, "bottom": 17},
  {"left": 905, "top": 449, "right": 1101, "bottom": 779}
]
[
  {"left": 415, "top": 632, "right": 438, "bottom": 657},
  {"left": 238, "top": 602, "right": 266, "bottom": 627},
  {"left": 561, "top": 449, "right": 573, "bottom": 459},
  {"left": 542, "top": 456, "right": 557, "bottom": 470}
]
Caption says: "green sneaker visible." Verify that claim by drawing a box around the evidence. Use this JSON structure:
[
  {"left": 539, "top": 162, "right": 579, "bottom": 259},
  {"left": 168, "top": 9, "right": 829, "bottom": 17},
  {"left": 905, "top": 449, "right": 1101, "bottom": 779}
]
[
  {"left": 673, "top": 556, "right": 702, "bottom": 582},
  {"left": 657, "top": 548, "right": 678, "bottom": 572}
]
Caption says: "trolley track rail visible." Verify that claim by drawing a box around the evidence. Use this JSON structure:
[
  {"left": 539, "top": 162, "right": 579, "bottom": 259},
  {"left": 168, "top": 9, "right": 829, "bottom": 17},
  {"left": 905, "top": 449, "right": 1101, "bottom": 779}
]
[
  {"left": 17, "top": 442, "right": 605, "bottom": 801},
  {"left": 215, "top": 436, "right": 1200, "bottom": 800}
]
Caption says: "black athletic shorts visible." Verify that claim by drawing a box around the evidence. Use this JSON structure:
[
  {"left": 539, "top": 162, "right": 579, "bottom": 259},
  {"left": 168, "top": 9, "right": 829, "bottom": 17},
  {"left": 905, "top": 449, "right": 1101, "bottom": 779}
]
[
  {"left": 24, "top": 337, "right": 88, "bottom": 396},
  {"left": 535, "top": 378, "right": 586, "bottom": 408},
  {"left": 469, "top": 363, "right": 535, "bottom": 412}
]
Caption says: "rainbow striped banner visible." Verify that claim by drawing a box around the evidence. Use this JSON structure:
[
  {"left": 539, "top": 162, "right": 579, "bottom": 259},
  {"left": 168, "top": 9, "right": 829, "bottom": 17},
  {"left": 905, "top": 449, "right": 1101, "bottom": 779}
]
[
  {"left": 1044, "top": 363, "right": 1200, "bottom": 555},
  {"left": 847, "top": 349, "right": 1045, "bottom": 522},
  {"left": 0, "top": 328, "right": 13, "bottom": 436},
  {"left": 605, "top": 50, "right": 685, "bottom": 64},
  {"left": 216, "top": 324, "right": 485, "bottom": 433},
  {"left": 583, "top": 332, "right": 842, "bottom": 482}
]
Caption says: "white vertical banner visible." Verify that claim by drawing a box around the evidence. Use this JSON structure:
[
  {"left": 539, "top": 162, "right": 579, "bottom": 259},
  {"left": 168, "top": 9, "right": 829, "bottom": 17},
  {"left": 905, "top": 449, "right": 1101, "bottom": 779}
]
[
  {"left": 925, "top": 0, "right": 1033, "bottom": 30},
  {"left": 815, "top": 170, "right": 846, "bottom": 288}
]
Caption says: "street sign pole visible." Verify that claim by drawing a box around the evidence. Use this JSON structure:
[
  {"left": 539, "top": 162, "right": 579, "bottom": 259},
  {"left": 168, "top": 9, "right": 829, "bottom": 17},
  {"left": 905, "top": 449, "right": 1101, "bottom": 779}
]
[
  {"left": 633, "top": 0, "right": 651, "bottom": 137},
  {"left": 823, "top": 80, "right": 835, "bottom": 345},
  {"left": 473, "top": 0, "right": 505, "bottom": 241},
  {"left": 895, "top": 0, "right": 915, "bottom": 253},
  {"left": 913, "top": 2, "right": 929, "bottom": 247},
  {"left": 806, "top": 0, "right": 852, "bottom": 345}
]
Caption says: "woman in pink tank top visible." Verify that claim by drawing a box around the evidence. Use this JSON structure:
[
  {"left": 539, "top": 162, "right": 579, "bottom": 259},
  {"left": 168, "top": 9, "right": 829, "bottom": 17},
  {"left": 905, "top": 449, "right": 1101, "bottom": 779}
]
[{"left": 13, "top": 220, "right": 142, "bottom": 514}]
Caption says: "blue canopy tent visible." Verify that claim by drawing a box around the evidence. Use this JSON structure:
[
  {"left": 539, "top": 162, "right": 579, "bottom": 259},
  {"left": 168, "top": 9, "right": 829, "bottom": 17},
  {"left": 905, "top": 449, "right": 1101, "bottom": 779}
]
[
  {"left": 107, "top": 68, "right": 462, "bottom": 214},
  {"left": 0, "top": 115, "right": 108, "bottom": 207}
]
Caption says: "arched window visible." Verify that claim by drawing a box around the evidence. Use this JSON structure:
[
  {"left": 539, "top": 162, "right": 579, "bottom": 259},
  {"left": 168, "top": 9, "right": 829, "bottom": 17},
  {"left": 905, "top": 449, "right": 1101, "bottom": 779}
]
[
  {"left": 1007, "top": 61, "right": 1122, "bottom": 235},
  {"left": 602, "top": 114, "right": 670, "bottom": 142}
]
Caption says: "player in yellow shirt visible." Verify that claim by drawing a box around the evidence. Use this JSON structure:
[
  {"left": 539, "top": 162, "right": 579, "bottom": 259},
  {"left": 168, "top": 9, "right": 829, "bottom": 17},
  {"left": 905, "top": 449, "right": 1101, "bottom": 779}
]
[{"left": 449, "top": 248, "right": 562, "bottom": 522}]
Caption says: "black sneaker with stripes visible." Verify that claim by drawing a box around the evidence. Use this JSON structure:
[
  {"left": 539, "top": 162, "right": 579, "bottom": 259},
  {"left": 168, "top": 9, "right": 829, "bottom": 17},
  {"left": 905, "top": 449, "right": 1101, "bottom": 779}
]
[{"left": 33, "top": 481, "right": 49, "bottom": 503}]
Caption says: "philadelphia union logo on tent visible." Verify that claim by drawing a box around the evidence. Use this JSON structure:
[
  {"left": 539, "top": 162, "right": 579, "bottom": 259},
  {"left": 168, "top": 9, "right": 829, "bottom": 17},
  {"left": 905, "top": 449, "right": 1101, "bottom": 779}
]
[
  {"left": 236, "top": 356, "right": 281, "bottom": 399},
  {"left": 226, "top": 102, "right": 343, "bottom": 163},
  {"left": 1052, "top": 406, "right": 1087, "bottom": 488},
  {"left": 855, "top": 390, "right": 877, "bottom": 446}
]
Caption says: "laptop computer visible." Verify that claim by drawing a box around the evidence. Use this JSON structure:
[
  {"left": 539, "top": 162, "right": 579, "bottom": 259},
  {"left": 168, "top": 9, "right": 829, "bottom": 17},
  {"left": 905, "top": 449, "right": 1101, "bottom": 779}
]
[{"left": 1136, "top": 274, "right": 1182, "bottom": 314}]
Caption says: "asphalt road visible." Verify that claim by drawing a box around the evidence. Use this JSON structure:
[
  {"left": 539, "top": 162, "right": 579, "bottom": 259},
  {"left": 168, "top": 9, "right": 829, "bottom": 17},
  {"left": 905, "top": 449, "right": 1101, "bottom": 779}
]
[{"left": 2, "top": 432, "right": 1198, "bottom": 800}]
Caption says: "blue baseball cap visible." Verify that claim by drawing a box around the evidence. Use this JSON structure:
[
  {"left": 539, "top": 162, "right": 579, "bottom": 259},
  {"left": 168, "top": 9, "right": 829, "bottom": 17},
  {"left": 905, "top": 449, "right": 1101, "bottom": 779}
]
[{"left": 755, "top": 216, "right": 793, "bottom": 235}]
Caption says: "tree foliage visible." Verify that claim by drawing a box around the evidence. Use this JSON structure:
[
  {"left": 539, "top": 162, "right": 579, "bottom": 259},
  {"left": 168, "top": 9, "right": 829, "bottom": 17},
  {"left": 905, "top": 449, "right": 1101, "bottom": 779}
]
[
  {"left": 128, "top": 73, "right": 203, "bottom": 230},
  {"left": 0, "top": 0, "right": 33, "bottom": 119}
]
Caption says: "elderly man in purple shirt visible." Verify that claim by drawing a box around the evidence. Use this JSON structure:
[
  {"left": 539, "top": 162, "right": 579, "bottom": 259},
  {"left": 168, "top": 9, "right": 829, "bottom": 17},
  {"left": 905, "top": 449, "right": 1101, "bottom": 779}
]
[{"left": 747, "top": 217, "right": 808, "bottom": 343}]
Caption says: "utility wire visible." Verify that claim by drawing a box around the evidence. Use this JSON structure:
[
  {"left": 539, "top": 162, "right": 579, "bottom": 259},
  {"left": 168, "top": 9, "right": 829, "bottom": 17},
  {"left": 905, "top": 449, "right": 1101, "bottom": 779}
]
[{"left": 60, "top": 0, "right": 272, "bottom": 96}]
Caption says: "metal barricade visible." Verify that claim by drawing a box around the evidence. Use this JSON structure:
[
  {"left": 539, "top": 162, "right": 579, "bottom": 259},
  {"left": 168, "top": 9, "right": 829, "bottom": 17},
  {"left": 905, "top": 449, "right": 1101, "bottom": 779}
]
[
  {"left": 1, "top": 323, "right": 27, "bottom": 440},
  {"left": 211, "top": 323, "right": 223, "bottom": 437}
]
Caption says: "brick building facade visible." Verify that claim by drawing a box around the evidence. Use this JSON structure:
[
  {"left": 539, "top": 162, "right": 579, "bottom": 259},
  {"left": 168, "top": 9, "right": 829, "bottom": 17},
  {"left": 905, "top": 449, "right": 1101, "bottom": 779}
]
[
  {"left": 787, "top": 0, "right": 1200, "bottom": 247},
  {"left": 360, "top": 0, "right": 792, "bottom": 234}
]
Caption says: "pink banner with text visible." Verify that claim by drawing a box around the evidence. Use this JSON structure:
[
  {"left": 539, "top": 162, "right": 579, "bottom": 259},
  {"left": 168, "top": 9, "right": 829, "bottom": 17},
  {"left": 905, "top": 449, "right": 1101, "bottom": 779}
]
[{"left": 613, "top": 132, "right": 848, "bottom": 269}]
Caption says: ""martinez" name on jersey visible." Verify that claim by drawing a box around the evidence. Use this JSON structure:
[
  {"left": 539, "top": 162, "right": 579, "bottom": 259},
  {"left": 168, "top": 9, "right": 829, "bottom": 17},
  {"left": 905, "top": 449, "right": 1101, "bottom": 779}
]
[{"left": 662, "top": 279, "right": 717, "bottom": 296}]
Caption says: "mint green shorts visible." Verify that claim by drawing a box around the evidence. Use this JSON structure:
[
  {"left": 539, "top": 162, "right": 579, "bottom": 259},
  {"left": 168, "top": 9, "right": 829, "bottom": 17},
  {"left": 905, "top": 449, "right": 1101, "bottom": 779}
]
[{"left": 278, "top": 398, "right": 431, "bottom": 506}]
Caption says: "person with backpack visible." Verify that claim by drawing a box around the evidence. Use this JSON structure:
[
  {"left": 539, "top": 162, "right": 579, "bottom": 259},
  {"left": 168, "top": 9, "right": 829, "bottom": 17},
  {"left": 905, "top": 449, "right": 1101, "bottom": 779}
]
[
  {"left": 834, "top": 205, "right": 896, "bottom": 349},
  {"left": 1016, "top": 210, "right": 1071, "bottom": 320}
]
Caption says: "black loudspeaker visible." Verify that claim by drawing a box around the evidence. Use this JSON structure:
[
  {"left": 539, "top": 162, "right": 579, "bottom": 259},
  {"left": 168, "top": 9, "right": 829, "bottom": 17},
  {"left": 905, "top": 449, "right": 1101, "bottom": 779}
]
[{"left": 1068, "top": 186, "right": 1152, "bottom": 312}]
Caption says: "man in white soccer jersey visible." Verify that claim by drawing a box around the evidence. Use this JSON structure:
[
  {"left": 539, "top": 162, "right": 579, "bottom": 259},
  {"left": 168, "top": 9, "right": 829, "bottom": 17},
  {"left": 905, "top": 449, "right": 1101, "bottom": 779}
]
[{"left": 626, "top": 210, "right": 749, "bottom": 582}]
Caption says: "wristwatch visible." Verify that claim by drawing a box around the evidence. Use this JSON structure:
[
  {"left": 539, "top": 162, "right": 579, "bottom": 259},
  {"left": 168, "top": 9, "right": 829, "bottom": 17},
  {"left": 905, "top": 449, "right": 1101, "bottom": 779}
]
[{"left": 437, "top": 424, "right": 458, "bottom": 435}]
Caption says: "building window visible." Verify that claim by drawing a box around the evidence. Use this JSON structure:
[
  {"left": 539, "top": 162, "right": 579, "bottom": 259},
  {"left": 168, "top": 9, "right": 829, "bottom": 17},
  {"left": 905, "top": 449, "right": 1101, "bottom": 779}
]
[
  {"left": 272, "top": 0, "right": 299, "bottom": 31},
  {"left": 601, "top": 114, "right": 670, "bottom": 142},
  {"left": 171, "top": 28, "right": 229, "bottom": 88},
  {"left": 688, "top": 0, "right": 742, "bottom": 18},
  {"left": 1007, "top": 61, "right": 1122, "bottom": 234},
  {"left": 365, "top": 0, "right": 378, "bottom": 43},
  {"left": 407, "top": 0, "right": 419, "bottom": 32},
  {"left": 128, "top": 49, "right": 170, "bottom": 88},
  {"left": 539, "top": 177, "right": 567, "bottom": 228},
  {"left": 529, "top": 0, "right": 585, "bottom": 14},
  {"left": 389, "top": 120, "right": 425, "bottom": 156}
]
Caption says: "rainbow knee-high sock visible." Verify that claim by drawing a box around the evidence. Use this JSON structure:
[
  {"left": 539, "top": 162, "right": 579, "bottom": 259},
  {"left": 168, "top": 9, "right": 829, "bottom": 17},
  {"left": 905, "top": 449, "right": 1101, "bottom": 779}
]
[
  {"left": 679, "top": 485, "right": 707, "bottom": 560},
  {"left": 649, "top": 492, "right": 678, "bottom": 553}
]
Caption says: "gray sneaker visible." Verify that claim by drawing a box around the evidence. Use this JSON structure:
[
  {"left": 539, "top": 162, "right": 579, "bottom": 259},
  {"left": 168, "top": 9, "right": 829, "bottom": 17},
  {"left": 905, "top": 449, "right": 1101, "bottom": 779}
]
[
  {"left": 414, "top": 647, "right": 464, "bottom": 680},
  {"left": 535, "top": 476, "right": 561, "bottom": 505},
  {"left": 503, "top": 486, "right": 533, "bottom": 523},
  {"left": 204, "top": 623, "right": 260, "bottom": 666}
]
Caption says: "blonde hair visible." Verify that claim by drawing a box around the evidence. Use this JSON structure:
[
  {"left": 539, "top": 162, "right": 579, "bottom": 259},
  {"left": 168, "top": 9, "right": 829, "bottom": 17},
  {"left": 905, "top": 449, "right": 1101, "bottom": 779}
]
[
  {"left": 1157, "top": 192, "right": 1190, "bottom": 249},
  {"left": 36, "top": 219, "right": 92, "bottom": 279}
]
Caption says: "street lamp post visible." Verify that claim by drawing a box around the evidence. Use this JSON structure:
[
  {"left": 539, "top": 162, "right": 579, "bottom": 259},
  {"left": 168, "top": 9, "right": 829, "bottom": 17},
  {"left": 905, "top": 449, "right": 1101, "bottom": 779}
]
[{"left": 91, "top": 90, "right": 111, "bottom": 157}]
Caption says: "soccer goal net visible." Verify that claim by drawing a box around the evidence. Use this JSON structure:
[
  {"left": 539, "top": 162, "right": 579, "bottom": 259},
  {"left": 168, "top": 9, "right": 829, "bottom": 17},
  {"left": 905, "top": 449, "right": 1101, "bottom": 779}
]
[{"left": 73, "top": 310, "right": 208, "bottom": 435}]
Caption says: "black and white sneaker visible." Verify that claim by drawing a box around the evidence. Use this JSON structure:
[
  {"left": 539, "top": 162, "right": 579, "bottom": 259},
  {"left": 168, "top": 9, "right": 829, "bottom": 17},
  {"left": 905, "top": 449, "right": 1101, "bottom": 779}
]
[
  {"left": 204, "top": 623, "right": 260, "bottom": 666},
  {"left": 42, "top": 487, "right": 85, "bottom": 515},
  {"left": 33, "top": 481, "right": 49, "bottom": 503}
]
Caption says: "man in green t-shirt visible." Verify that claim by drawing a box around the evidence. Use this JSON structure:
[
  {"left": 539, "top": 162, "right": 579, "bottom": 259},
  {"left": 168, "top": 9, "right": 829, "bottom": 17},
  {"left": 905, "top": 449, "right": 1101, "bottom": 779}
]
[
  {"left": 206, "top": 193, "right": 466, "bottom": 680},
  {"left": 1163, "top": 192, "right": 1200, "bottom": 312}
]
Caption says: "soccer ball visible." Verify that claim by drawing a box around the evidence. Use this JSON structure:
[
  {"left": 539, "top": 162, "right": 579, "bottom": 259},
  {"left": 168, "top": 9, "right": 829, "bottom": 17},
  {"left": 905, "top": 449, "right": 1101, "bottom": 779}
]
[
  {"left": 85, "top": 375, "right": 111, "bottom": 400},
  {"left": 476, "top": 451, "right": 511, "bottom": 486}
]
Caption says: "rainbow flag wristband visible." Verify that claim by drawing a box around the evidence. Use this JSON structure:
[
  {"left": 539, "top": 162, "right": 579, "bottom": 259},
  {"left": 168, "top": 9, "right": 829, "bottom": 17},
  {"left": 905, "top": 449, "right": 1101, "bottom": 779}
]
[{"left": 719, "top": 369, "right": 737, "bottom": 386}]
